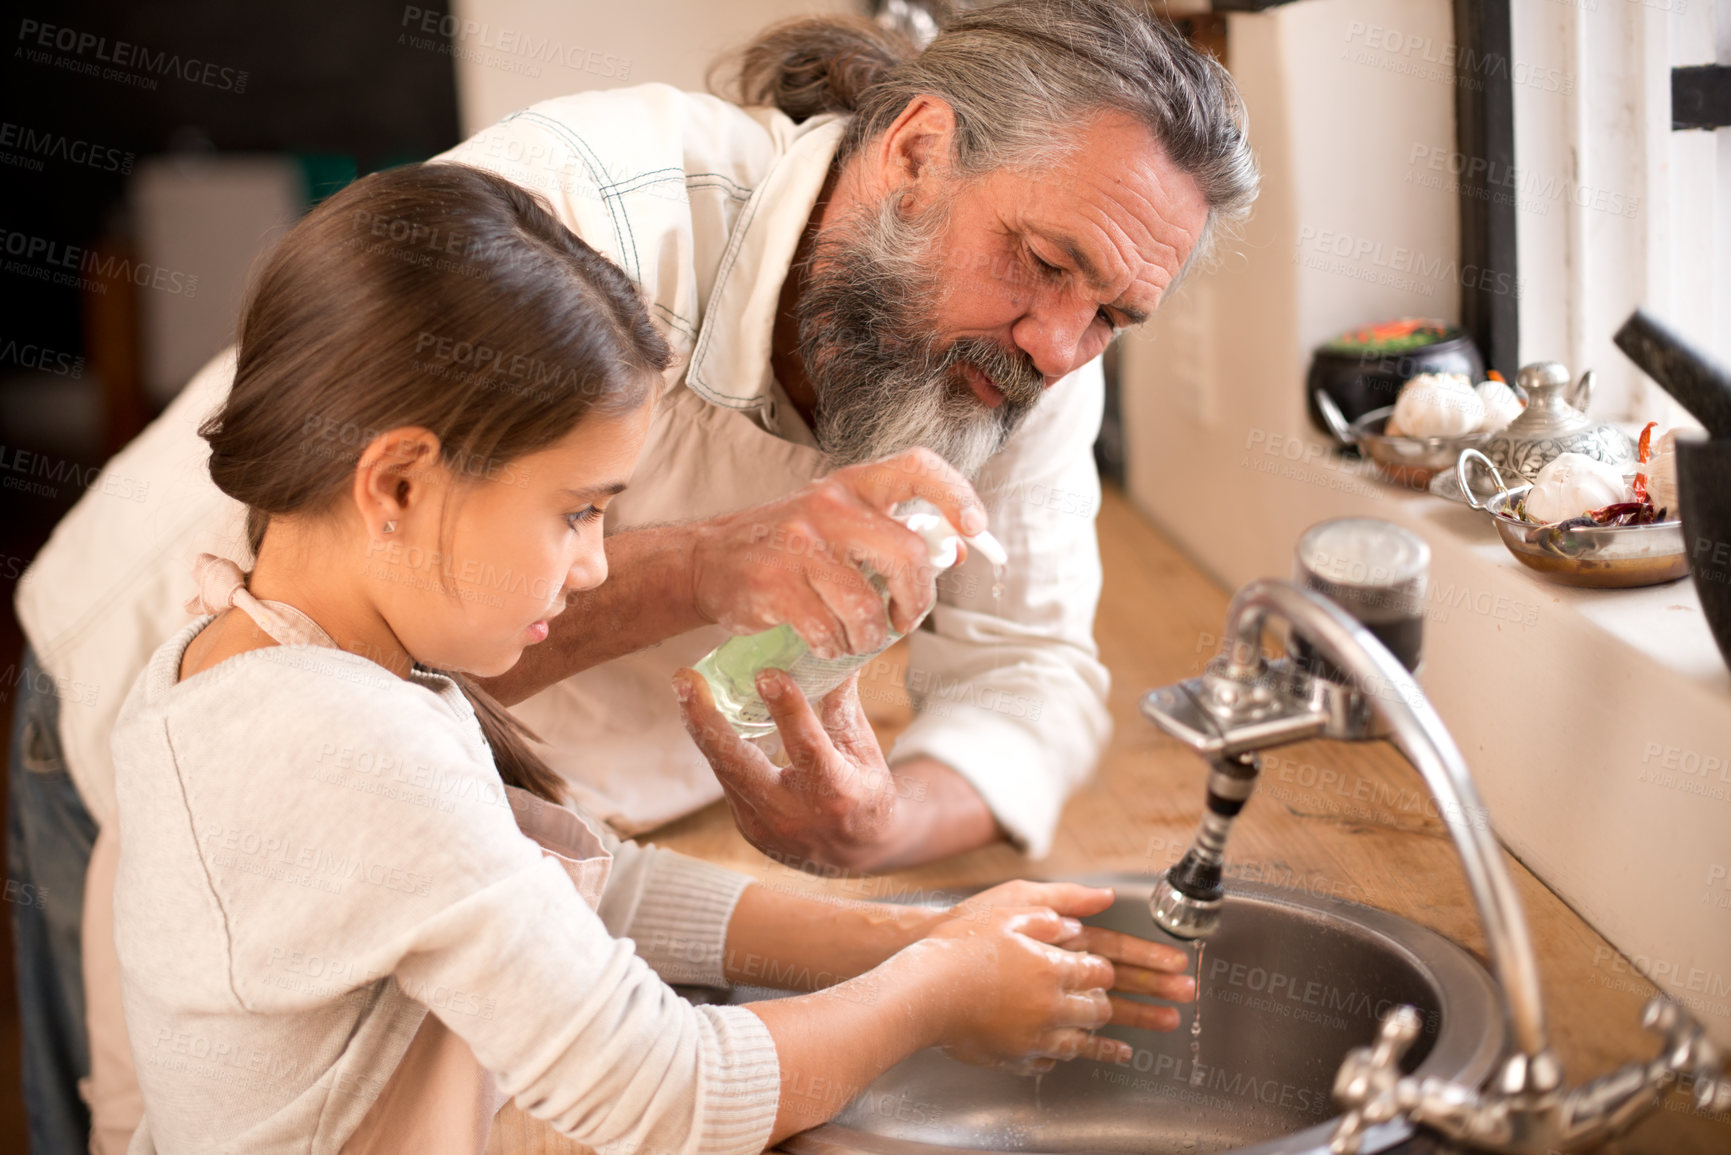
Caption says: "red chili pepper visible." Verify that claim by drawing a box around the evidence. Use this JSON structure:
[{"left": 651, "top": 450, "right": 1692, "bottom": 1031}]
[
  {"left": 1637, "top": 421, "right": 1656, "bottom": 464},
  {"left": 1586, "top": 501, "right": 1660, "bottom": 527}
]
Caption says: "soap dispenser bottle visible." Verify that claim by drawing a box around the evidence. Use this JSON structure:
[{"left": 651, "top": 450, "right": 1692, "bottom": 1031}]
[{"left": 693, "top": 502, "right": 1007, "bottom": 739}]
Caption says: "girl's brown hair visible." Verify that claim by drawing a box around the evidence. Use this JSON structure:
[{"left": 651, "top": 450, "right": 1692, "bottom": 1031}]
[{"left": 202, "top": 163, "right": 671, "bottom": 804}]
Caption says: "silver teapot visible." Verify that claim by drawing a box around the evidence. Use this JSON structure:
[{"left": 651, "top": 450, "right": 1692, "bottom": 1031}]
[{"left": 1481, "top": 361, "right": 1637, "bottom": 482}]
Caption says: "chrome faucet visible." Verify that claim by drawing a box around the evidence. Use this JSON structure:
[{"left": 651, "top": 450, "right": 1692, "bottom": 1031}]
[{"left": 1140, "top": 578, "right": 1730, "bottom": 1154}]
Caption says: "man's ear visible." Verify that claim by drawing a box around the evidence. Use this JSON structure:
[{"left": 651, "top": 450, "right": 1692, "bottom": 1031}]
[
  {"left": 352, "top": 426, "right": 443, "bottom": 541},
  {"left": 875, "top": 94, "right": 958, "bottom": 198}
]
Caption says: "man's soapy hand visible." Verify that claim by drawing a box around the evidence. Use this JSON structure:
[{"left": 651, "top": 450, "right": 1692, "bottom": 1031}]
[
  {"left": 673, "top": 667, "right": 901, "bottom": 871},
  {"left": 687, "top": 448, "right": 986, "bottom": 659}
]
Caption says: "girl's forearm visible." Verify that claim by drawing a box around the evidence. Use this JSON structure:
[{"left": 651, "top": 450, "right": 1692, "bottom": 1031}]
[
  {"left": 743, "top": 941, "right": 956, "bottom": 1145},
  {"left": 723, "top": 882, "right": 943, "bottom": 990},
  {"left": 725, "top": 883, "right": 953, "bottom": 1143}
]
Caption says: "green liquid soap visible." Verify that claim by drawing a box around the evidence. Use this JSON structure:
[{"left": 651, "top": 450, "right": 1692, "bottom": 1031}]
[
  {"left": 693, "top": 579, "right": 900, "bottom": 739},
  {"left": 694, "top": 504, "right": 1007, "bottom": 738}
]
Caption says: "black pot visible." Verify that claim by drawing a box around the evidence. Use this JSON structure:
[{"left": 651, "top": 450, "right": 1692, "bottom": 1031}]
[
  {"left": 1677, "top": 437, "right": 1731, "bottom": 672},
  {"left": 1307, "top": 322, "right": 1485, "bottom": 446}
]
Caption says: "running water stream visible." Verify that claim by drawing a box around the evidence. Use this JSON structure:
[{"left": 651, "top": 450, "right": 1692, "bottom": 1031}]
[{"left": 1189, "top": 940, "right": 1207, "bottom": 1087}]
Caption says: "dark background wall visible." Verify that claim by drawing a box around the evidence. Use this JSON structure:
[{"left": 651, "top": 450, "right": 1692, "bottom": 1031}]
[
  {"left": 0, "top": 4, "right": 459, "bottom": 1145},
  {"left": 1, "top": 0, "right": 460, "bottom": 401}
]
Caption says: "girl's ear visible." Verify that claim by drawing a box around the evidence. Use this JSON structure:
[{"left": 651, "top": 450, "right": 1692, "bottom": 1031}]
[{"left": 353, "top": 426, "right": 444, "bottom": 541}]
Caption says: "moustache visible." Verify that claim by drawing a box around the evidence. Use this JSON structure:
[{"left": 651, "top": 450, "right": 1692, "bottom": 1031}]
[{"left": 941, "top": 337, "right": 1044, "bottom": 407}]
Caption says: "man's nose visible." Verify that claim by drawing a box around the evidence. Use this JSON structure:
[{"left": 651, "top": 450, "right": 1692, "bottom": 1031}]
[{"left": 1011, "top": 300, "right": 1100, "bottom": 382}]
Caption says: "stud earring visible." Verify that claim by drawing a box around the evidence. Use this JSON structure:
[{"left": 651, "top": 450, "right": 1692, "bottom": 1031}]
[{"left": 383, "top": 520, "right": 397, "bottom": 534}]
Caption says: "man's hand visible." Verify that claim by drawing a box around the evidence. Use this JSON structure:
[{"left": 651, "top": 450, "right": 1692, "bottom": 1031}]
[
  {"left": 674, "top": 666, "right": 903, "bottom": 872},
  {"left": 688, "top": 448, "right": 986, "bottom": 660}
]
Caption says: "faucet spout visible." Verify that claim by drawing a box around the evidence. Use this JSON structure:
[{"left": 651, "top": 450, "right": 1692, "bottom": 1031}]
[
  {"left": 1235, "top": 580, "right": 1550, "bottom": 1069},
  {"left": 1144, "top": 579, "right": 1551, "bottom": 1078}
]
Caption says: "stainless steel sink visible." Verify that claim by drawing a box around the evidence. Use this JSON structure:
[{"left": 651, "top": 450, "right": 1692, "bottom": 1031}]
[{"left": 736, "top": 874, "right": 1504, "bottom": 1155}]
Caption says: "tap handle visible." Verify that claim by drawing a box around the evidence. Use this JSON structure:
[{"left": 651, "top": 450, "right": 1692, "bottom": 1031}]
[
  {"left": 1694, "top": 1073, "right": 1731, "bottom": 1115},
  {"left": 1341, "top": 1004, "right": 1423, "bottom": 1092},
  {"left": 1329, "top": 1005, "right": 1423, "bottom": 1155},
  {"left": 1641, "top": 996, "right": 1731, "bottom": 1113},
  {"left": 1641, "top": 996, "right": 1712, "bottom": 1074}
]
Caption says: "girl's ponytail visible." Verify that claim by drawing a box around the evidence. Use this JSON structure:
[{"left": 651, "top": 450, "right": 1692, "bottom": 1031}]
[{"left": 450, "top": 673, "right": 569, "bottom": 805}]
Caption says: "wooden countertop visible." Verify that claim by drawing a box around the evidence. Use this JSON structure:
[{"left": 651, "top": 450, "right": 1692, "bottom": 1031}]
[{"left": 489, "top": 488, "right": 1731, "bottom": 1155}]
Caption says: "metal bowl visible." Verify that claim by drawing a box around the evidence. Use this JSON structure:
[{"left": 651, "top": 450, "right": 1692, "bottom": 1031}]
[
  {"left": 1316, "top": 392, "right": 1487, "bottom": 489},
  {"left": 1456, "top": 450, "right": 1689, "bottom": 588}
]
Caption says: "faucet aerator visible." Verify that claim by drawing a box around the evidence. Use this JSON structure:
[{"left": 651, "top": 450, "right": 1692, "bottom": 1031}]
[{"left": 1149, "top": 873, "right": 1221, "bottom": 941}]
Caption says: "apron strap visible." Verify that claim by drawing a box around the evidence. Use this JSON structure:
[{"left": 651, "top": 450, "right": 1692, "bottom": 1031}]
[{"left": 184, "top": 553, "right": 338, "bottom": 650}]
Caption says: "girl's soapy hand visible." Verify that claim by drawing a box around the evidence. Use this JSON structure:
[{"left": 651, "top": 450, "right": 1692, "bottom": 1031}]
[
  {"left": 948, "top": 882, "right": 1196, "bottom": 1036},
  {"left": 903, "top": 898, "right": 1123, "bottom": 1071},
  {"left": 688, "top": 448, "right": 986, "bottom": 659},
  {"left": 673, "top": 667, "right": 898, "bottom": 870}
]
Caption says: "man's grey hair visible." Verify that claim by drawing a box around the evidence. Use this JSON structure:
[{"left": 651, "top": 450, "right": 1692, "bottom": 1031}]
[{"left": 727, "top": 0, "right": 1259, "bottom": 272}]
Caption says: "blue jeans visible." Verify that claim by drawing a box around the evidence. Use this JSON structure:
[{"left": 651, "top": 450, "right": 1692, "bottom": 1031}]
[{"left": 8, "top": 646, "right": 98, "bottom": 1154}]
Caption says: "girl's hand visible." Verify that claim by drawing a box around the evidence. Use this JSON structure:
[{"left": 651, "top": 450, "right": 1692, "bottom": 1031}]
[
  {"left": 951, "top": 882, "right": 1197, "bottom": 1034},
  {"left": 912, "top": 902, "right": 1123, "bottom": 1070}
]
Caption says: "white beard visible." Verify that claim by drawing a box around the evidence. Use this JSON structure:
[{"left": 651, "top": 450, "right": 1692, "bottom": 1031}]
[{"left": 795, "top": 193, "right": 1045, "bottom": 480}]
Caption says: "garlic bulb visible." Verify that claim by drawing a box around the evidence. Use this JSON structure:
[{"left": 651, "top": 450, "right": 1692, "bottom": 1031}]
[
  {"left": 1645, "top": 429, "right": 1678, "bottom": 517},
  {"left": 1524, "top": 453, "right": 1632, "bottom": 523},
  {"left": 1474, "top": 379, "right": 1523, "bottom": 432},
  {"left": 1390, "top": 373, "right": 1485, "bottom": 438}
]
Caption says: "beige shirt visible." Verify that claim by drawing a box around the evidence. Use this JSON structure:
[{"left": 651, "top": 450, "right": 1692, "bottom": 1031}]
[
  {"left": 114, "top": 617, "right": 779, "bottom": 1155},
  {"left": 15, "top": 83, "right": 1112, "bottom": 857}
]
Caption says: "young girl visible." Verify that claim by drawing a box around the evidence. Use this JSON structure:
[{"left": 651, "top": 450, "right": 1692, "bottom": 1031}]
[{"left": 109, "top": 163, "right": 1192, "bottom": 1154}]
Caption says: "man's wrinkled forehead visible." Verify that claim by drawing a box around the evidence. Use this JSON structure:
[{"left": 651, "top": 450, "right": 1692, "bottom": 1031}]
[{"left": 965, "top": 116, "right": 1207, "bottom": 314}]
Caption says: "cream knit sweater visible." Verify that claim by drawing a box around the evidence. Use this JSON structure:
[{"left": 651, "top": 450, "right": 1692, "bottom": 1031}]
[{"left": 112, "top": 617, "right": 780, "bottom": 1154}]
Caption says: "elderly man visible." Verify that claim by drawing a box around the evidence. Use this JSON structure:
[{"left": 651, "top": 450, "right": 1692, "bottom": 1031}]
[{"left": 10, "top": 0, "right": 1254, "bottom": 1147}]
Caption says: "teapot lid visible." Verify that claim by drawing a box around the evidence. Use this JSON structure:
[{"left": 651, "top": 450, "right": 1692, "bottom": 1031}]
[
  {"left": 1503, "top": 361, "right": 1594, "bottom": 440},
  {"left": 1516, "top": 361, "right": 1573, "bottom": 396}
]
